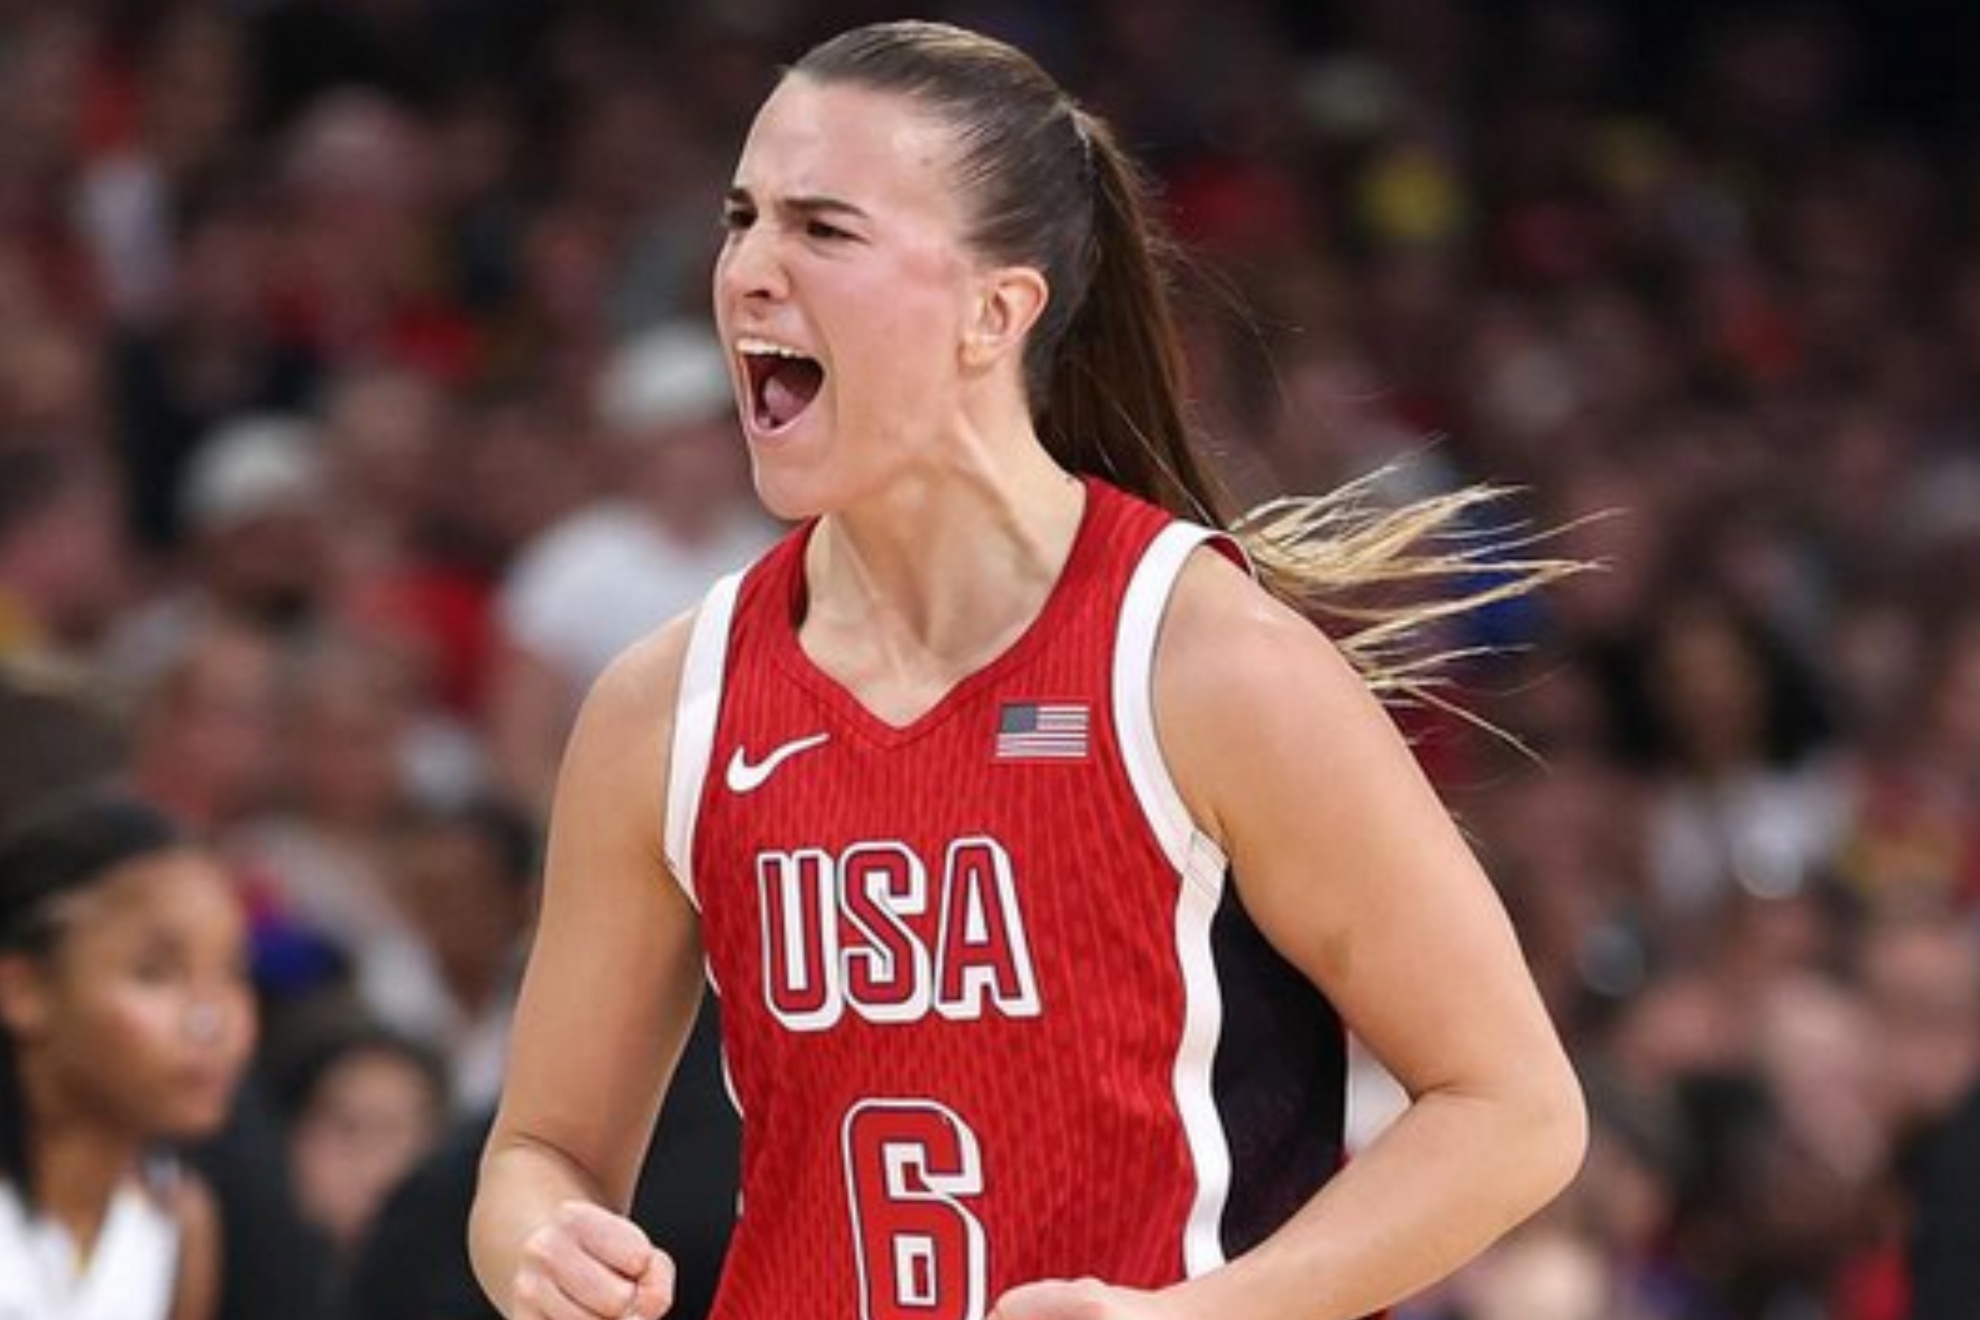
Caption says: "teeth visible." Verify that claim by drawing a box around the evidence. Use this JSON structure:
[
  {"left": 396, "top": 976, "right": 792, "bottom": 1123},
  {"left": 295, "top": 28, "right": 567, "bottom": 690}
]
[{"left": 737, "top": 337, "right": 812, "bottom": 360}]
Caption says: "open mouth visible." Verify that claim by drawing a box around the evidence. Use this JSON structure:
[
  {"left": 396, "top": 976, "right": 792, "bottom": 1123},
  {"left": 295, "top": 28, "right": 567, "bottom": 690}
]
[{"left": 739, "top": 338, "right": 825, "bottom": 434}]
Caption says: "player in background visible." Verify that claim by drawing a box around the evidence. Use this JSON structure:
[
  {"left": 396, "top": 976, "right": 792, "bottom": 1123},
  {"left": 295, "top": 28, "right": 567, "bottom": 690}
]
[
  {"left": 0, "top": 792, "right": 257, "bottom": 1320},
  {"left": 472, "top": 20, "right": 1586, "bottom": 1320}
]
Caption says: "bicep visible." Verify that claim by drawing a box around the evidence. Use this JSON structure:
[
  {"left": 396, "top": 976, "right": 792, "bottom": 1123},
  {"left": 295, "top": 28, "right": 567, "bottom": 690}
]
[
  {"left": 1159, "top": 567, "right": 1565, "bottom": 1101},
  {"left": 490, "top": 640, "right": 707, "bottom": 1208}
]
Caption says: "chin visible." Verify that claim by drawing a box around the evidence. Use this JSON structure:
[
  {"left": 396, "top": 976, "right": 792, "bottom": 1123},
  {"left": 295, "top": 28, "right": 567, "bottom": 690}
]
[
  {"left": 155, "top": 1085, "right": 241, "bottom": 1138},
  {"left": 749, "top": 461, "right": 835, "bottom": 524}
]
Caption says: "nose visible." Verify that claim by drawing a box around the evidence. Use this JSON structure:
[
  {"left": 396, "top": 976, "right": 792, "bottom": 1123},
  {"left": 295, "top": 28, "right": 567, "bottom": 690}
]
[
  {"left": 716, "top": 221, "right": 789, "bottom": 307},
  {"left": 184, "top": 999, "right": 227, "bottom": 1045},
  {"left": 183, "top": 988, "right": 251, "bottom": 1049}
]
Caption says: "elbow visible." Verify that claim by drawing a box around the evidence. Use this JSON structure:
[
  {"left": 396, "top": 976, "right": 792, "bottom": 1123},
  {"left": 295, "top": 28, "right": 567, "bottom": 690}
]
[
  {"left": 1512, "top": 1055, "right": 1590, "bottom": 1215},
  {"left": 465, "top": 1181, "right": 501, "bottom": 1303}
]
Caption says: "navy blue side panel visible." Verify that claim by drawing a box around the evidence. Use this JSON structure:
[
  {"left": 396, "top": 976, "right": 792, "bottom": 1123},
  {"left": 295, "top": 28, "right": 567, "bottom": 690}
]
[{"left": 1210, "top": 869, "right": 1349, "bottom": 1258}]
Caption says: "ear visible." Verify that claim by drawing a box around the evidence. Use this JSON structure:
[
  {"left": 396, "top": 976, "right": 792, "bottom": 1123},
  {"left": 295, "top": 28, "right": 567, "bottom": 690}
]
[
  {"left": 0, "top": 953, "right": 53, "bottom": 1041},
  {"left": 961, "top": 265, "right": 1050, "bottom": 372}
]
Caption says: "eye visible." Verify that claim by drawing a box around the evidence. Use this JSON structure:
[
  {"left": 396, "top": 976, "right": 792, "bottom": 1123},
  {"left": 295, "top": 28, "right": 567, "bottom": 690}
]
[
  {"left": 806, "top": 219, "right": 854, "bottom": 242},
  {"left": 132, "top": 946, "right": 188, "bottom": 985},
  {"left": 720, "top": 203, "right": 755, "bottom": 233}
]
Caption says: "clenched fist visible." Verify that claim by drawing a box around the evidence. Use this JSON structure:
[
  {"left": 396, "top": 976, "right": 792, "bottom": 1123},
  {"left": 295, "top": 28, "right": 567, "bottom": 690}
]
[
  {"left": 511, "top": 1200, "right": 676, "bottom": 1319},
  {"left": 991, "top": 1277, "right": 1175, "bottom": 1320}
]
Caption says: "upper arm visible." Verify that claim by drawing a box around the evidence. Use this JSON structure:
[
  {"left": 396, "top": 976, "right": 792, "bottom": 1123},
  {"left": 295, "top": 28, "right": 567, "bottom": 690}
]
[
  {"left": 486, "top": 614, "right": 709, "bottom": 1209},
  {"left": 1154, "top": 550, "right": 1574, "bottom": 1104},
  {"left": 166, "top": 1172, "right": 221, "bottom": 1320}
]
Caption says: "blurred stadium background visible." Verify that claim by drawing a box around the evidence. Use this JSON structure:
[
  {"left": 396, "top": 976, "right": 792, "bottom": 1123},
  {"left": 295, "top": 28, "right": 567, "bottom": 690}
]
[{"left": 3, "top": 1, "right": 1979, "bottom": 1317}]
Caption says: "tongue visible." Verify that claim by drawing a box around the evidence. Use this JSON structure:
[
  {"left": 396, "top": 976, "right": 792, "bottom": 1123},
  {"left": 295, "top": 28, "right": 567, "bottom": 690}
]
[
  {"left": 764, "top": 372, "right": 808, "bottom": 428},
  {"left": 761, "top": 358, "right": 823, "bottom": 429}
]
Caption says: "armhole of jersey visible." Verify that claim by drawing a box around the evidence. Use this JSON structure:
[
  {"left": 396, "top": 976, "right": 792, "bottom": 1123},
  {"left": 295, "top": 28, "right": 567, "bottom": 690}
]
[
  {"left": 1113, "top": 522, "right": 1241, "bottom": 899},
  {"left": 1117, "top": 522, "right": 1250, "bottom": 1277},
  {"left": 663, "top": 570, "right": 744, "bottom": 909}
]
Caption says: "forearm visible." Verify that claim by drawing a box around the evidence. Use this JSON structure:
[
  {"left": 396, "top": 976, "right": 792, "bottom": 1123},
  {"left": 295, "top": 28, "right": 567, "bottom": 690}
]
[
  {"left": 469, "top": 1135, "right": 618, "bottom": 1317},
  {"left": 1167, "top": 1079, "right": 1586, "bottom": 1320}
]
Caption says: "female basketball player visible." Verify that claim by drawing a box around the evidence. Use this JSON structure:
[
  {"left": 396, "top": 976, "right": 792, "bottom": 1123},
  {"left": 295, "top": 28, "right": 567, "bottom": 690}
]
[
  {"left": 0, "top": 793, "right": 256, "bottom": 1320},
  {"left": 472, "top": 21, "right": 1586, "bottom": 1320}
]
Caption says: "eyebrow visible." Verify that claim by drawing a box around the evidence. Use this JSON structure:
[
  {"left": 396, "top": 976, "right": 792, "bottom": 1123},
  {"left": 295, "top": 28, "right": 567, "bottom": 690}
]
[{"left": 725, "top": 187, "right": 872, "bottom": 223}]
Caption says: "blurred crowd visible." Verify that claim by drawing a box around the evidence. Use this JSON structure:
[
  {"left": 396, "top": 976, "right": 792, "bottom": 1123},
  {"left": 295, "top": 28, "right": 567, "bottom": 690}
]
[{"left": 1, "top": 1, "right": 1977, "bottom": 1318}]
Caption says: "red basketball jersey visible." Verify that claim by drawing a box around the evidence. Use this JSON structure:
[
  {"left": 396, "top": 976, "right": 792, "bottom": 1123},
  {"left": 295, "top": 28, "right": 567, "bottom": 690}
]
[{"left": 665, "top": 478, "right": 1347, "bottom": 1320}]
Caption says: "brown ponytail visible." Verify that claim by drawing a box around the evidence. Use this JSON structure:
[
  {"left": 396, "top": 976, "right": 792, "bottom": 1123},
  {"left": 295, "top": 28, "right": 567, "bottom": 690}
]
[
  {"left": 1039, "top": 111, "right": 1233, "bottom": 529},
  {"left": 792, "top": 22, "right": 1582, "bottom": 706}
]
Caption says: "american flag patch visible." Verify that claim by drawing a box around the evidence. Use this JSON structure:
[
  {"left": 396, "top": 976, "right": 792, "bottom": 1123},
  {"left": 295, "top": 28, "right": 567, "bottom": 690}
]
[{"left": 995, "top": 701, "right": 1089, "bottom": 760}]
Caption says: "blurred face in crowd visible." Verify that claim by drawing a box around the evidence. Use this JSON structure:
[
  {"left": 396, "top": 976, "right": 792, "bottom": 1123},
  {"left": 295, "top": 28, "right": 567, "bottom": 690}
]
[
  {"left": 1755, "top": 977, "right": 1885, "bottom": 1185},
  {"left": 284, "top": 643, "right": 409, "bottom": 829},
  {"left": 323, "top": 368, "right": 446, "bottom": 519},
  {"left": 137, "top": 624, "right": 278, "bottom": 826},
  {"left": 200, "top": 505, "right": 332, "bottom": 628},
  {"left": 142, "top": 6, "right": 247, "bottom": 180},
  {"left": 626, "top": 414, "right": 753, "bottom": 541},
  {"left": 397, "top": 822, "right": 533, "bottom": 1005},
  {"left": 1861, "top": 920, "right": 1980, "bottom": 1131},
  {"left": 0, "top": 851, "right": 256, "bottom": 1143},
  {"left": 1648, "top": 602, "right": 1769, "bottom": 771},
  {"left": 0, "top": 457, "right": 128, "bottom": 644},
  {"left": 713, "top": 75, "right": 991, "bottom": 520},
  {"left": 287, "top": 1043, "right": 446, "bottom": 1254},
  {"left": 1923, "top": 619, "right": 1980, "bottom": 765}
]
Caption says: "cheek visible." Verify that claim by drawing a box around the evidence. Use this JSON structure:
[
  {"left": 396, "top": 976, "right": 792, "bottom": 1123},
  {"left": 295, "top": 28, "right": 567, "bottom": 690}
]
[
  {"left": 74, "top": 977, "right": 254, "bottom": 1072},
  {"left": 835, "top": 251, "right": 967, "bottom": 385},
  {"left": 87, "top": 984, "right": 187, "bottom": 1057}
]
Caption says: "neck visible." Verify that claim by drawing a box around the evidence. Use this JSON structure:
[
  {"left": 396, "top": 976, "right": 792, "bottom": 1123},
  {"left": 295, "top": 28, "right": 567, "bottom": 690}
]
[
  {"left": 19, "top": 1078, "right": 146, "bottom": 1256},
  {"left": 807, "top": 426, "right": 1085, "bottom": 674}
]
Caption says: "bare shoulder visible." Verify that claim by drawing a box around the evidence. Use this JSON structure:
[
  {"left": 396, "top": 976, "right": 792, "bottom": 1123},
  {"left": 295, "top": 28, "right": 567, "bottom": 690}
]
[
  {"left": 563, "top": 611, "right": 699, "bottom": 795},
  {"left": 1158, "top": 545, "right": 1353, "bottom": 683},
  {"left": 584, "top": 609, "right": 699, "bottom": 740},
  {"left": 1155, "top": 544, "right": 1371, "bottom": 735},
  {"left": 1153, "top": 544, "right": 1396, "bottom": 846}
]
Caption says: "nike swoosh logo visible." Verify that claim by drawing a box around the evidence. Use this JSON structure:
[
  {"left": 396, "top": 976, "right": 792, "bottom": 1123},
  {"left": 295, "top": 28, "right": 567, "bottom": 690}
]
[{"left": 725, "top": 732, "right": 831, "bottom": 793}]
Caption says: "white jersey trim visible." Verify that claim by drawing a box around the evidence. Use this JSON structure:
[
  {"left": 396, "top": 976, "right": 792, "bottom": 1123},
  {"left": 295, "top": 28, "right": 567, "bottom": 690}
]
[
  {"left": 664, "top": 569, "right": 745, "bottom": 908},
  {"left": 1113, "top": 520, "right": 1234, "bottom": 1276}
]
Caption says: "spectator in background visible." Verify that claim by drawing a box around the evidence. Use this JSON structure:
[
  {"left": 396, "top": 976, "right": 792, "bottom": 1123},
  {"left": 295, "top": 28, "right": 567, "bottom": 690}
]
[
  {"left": 272, "top": 1013, "right": 449, "bottom": 1272},
  {"left": 125, "top": 618, "right": 280, "bottom": 836},
  {"left": 340, "top": 1005, "right": 740, "bottom": 1320},
  {"left": 177, "top": 414, "right": 335, "bottom": 636},
  {"left": 1636, "top": 593, "right": 1840, "bottom": 932},
  {"left": 273, "top": 89, "right": 472, "bottom": 384},
  {"left": 1856, "top": 914, "right": 1980, "bottom": 1319},
  {"left": 109, "top": 190, "right": 316, "bottom": 552},
  {"left": 0, "top": 661, "right": 126, "bottom": 824},
  {"left": 228, "top": 633, "right": 451, "bottom": 1045},
  {"left": 0, "top": 445, "right": 128, "bottom": 664},
  {"left": 0, "top": 792, "right": 257, "bottom": 1320},
  {"left": 1835, "top": 614, "right": 1980, "bottom": 915},
  {"left": 487, "top": 320, "right": 772, "bottom": 810},
  {"left": 390, "top": 797, "right": 538, "bottom": 1113},
  {"left": 109, "top": 413, "right": 335, "bottom": 685}
]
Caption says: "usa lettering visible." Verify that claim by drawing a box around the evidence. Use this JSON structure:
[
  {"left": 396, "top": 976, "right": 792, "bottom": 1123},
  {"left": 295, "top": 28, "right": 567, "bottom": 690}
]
[{"left": 757, "top": 837, "right": 1042, "bottom": 1030}]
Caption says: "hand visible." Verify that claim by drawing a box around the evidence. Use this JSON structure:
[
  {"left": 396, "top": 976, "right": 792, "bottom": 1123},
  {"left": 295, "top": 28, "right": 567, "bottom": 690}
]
[
  {"left": 511, "top": 1200, "right": 676, "bottom": 1319},
  {"left": 990, "top": 1278, "right": 1173, "bottom": 1320}
]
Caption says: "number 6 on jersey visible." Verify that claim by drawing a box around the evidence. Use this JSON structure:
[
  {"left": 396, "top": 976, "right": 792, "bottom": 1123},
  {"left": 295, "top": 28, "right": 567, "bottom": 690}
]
[{"left": 842, "top": 1100, "right": 989, "bottom": 1320}]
